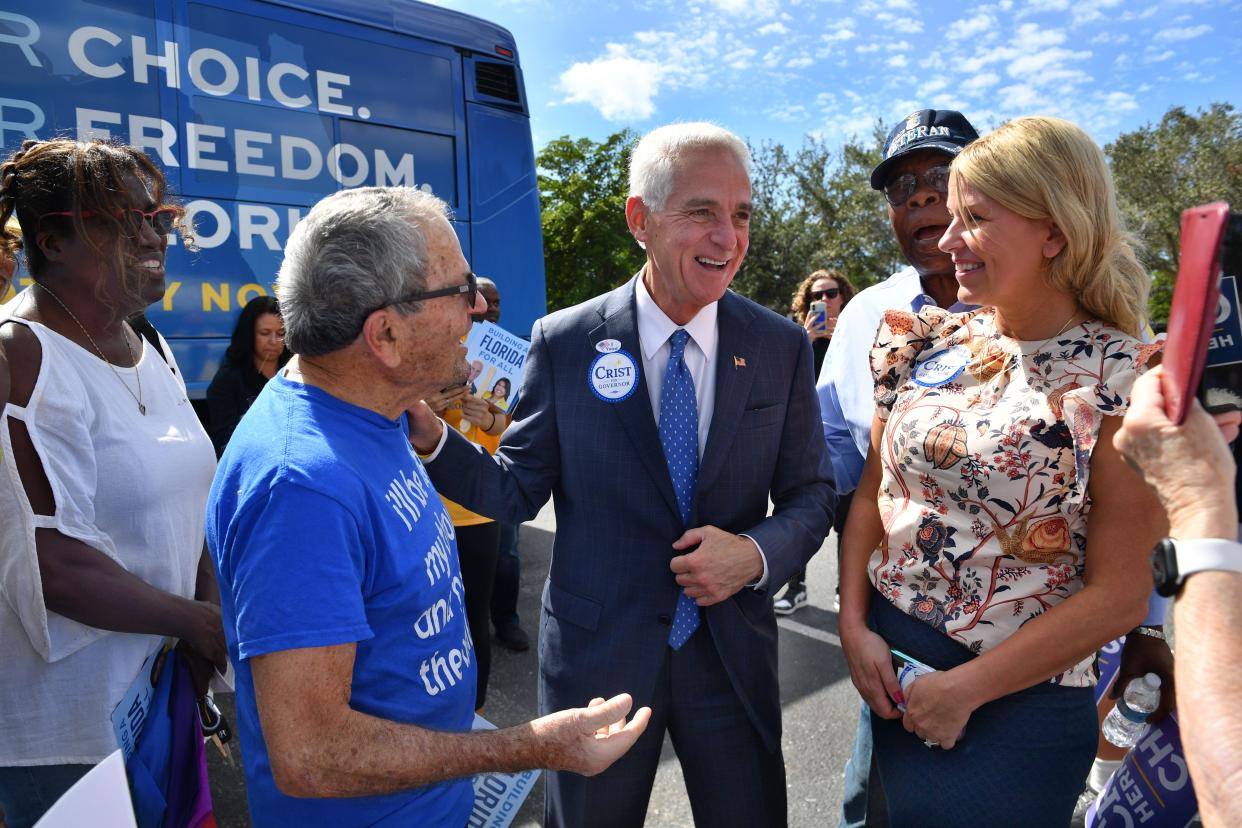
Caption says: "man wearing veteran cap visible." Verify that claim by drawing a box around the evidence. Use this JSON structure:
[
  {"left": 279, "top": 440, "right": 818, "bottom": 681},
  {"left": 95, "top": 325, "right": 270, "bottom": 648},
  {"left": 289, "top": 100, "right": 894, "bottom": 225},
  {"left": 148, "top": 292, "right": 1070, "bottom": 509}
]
[
  {"left": 817, "top": 108, "right": 979, "bottom": 827},
  {"left": 410, "top": 122, "right": 835, "bottom": 826}
]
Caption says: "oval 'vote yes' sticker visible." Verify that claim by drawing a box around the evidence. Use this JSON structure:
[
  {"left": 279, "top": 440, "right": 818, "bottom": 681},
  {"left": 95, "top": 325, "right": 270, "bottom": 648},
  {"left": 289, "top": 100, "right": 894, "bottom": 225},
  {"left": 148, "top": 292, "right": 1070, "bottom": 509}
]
[
  {"left": 589, "top": 350, "right": 639, "bottom": 402},
  {"left": 913, "top": 345, "right": 971, "bottom": 388}
]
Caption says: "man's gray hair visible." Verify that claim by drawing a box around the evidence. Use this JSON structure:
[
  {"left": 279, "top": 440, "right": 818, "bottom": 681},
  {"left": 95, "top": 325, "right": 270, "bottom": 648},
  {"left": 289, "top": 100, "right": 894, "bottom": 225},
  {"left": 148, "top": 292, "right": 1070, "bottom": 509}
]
[
  {"left": 278, "top": 186, "right": 450, "bottom": 356},
  {"left": 628, "top": 122, "right": 751, "bottom": 211}
]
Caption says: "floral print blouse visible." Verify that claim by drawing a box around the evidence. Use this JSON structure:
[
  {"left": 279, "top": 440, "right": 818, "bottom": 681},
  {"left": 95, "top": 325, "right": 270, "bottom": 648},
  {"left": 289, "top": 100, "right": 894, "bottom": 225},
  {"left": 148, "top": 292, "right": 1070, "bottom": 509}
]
[{"left": 869, "top": 307, "right": 1161, "bottom": 686}]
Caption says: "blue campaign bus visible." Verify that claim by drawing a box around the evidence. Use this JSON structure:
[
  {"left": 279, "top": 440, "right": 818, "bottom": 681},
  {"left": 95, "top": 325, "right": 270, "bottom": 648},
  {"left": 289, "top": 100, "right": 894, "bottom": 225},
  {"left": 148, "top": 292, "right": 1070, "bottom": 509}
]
[{"left": 0, "top": 0, "right": 546, "bottom": 395}]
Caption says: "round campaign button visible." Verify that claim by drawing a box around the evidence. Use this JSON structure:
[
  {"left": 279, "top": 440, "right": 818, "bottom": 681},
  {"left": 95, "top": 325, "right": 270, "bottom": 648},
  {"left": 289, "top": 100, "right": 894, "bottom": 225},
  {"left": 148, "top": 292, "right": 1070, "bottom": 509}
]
[
  {"left": 595, "top": 338, "right": 622, "bottom": 353},
  {"left": 913, "top": 345, "right": 971, "bottom": 388},
  {"left": 588, "top": 350, "right": 639, "bottom": 402}
]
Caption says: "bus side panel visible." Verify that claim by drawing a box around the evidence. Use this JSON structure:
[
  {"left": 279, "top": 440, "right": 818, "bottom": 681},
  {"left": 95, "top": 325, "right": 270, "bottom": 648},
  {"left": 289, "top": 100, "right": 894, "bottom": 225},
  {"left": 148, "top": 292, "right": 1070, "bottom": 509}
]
[{"left": 465, "top": 102, "right": 546, "bottom": 337}]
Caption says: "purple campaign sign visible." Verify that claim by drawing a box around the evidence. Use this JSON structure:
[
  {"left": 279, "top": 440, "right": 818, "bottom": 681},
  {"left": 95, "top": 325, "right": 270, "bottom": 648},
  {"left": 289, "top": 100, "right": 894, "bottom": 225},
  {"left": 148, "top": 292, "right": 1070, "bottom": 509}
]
[{"left": 1086, "top": 712, "right": 1198, "bottom": 827}]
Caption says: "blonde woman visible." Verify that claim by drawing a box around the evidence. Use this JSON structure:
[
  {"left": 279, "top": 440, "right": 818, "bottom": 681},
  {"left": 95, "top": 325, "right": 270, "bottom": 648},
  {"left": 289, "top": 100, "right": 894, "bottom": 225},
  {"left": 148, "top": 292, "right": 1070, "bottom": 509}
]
[{"left": 837, "top": 116, "right": 1166, "bottom": 826}]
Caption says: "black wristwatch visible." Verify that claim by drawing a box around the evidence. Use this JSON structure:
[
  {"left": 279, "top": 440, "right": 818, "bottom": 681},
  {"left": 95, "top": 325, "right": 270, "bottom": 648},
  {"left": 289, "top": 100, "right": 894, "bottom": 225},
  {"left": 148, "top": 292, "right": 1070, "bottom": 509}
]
[{"left": 1151, "top": 537, "right": 1242, "bottom": 597}]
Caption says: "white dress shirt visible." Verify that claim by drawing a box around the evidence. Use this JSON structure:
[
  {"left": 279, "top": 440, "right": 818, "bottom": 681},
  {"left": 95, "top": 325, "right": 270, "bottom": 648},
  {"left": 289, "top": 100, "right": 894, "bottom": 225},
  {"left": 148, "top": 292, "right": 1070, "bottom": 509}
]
[{"left": 635, "top": 278, "right": 769, "bottom": 588}]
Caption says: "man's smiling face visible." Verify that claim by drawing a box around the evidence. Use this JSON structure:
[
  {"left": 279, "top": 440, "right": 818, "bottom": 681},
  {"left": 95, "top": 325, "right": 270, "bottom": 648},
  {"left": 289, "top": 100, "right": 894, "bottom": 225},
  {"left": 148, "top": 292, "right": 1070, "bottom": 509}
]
[{"left": 628, "top": 146, "right": 752, "bottom": 324}]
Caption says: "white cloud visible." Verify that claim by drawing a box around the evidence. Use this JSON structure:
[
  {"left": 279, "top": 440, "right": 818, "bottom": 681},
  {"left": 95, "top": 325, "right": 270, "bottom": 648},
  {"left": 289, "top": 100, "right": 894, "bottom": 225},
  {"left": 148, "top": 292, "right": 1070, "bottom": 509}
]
[
  {"left": 757, "top": 22, "right": 788, "bottom": 35},
  {"left": 557, "top": 53, "right": 663, "bottom": 120},
  {"left": 704, "top": 0, "right": 780, "bottom": 17},
  {"left": 875, "top": 10, "right": 923, "bottom": 34},
  {"left": 786, "top": 56, "right": 814, "bottom": 69},
  {"left": 1144, "top": 48, "right": 1175, "bottom": 62},
  {"left": 1099, "top": 91, "right": 1139, "bottom": 111},
  {"left": 823, "top": 27, "right": 856, "bottom": 42},
  {"left": 997, "top": 82, "right": 1051, "bottom": 111},
  {"left": 960, "top": 71, "right": 1000, "bottom": 94},
  {"left": 918, "top": 78, "right": 948, "bottom": 97},
  {"left": 1154, "top": 24, "right": 1212, "bottom": 41},
  {"left": 855, "top": 42, "right": 881, "bottom": 53},
  {"left": 1007, "top": 47, "right": 1091, "bottom": 81},
  {"left": 887, "top": 54, "right": 908, "bottom": 68},
  {"left": 946, "top": 12, "right": 997, "bottom": 41},
  {"left": 767, "top": 103, "right": 808, "bottom": 122}
]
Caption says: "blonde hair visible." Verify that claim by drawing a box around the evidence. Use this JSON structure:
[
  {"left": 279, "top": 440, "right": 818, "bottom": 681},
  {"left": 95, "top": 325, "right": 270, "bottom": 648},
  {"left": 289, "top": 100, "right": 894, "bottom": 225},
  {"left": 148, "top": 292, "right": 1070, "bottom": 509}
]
[{"left": 951, "top": 116, "right": 1148, "bottom": 337}]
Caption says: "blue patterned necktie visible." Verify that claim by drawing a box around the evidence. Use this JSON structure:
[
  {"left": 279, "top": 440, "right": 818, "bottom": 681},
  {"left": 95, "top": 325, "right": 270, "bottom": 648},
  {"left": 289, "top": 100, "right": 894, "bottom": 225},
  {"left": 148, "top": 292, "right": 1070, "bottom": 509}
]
[{"left": 660, "top": 329, "right": 701, "bottom": 650}]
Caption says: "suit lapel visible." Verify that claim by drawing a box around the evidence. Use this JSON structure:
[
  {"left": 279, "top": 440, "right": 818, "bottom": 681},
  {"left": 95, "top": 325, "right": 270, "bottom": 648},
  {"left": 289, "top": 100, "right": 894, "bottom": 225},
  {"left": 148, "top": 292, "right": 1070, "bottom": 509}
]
[
  {"left": 698, "top": 292, "right": 758, "bottom": 494},
  {"left": 588, "top": 278, "right": 682, "bottom": 522}
]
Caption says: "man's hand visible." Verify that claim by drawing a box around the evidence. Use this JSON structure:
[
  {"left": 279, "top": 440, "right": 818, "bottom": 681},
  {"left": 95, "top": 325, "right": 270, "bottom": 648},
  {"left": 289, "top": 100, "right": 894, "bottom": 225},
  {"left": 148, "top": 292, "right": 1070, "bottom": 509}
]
[
  {"left": 670, "top": 526, "right": 763, "bottom": 605},
  {"left": 1112, "top": 631, "right": 1176, "bottom": 722},
  {"left": 407, "top": 400, "right": 446, "bottom": 454},
  {"left": 531, "top": 694, "right": 652, "bottom": 776},
  {"left": 1113, "top": 366, "right": 1238, "bottom": 537}
]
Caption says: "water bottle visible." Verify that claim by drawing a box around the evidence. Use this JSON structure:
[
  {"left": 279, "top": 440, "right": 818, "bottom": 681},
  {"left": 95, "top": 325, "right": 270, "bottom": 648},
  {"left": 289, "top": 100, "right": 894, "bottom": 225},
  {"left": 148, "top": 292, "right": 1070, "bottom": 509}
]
[{"left": 1101, "top": 673, "right": 1162, "bottom": 748}]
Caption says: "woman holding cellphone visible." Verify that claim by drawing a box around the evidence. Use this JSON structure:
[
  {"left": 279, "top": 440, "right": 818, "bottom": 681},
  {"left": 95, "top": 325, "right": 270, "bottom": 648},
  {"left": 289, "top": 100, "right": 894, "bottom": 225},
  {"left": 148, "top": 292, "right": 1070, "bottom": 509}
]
[{"left": 837, "top": 117, "right": 1166, "bottom": 826}]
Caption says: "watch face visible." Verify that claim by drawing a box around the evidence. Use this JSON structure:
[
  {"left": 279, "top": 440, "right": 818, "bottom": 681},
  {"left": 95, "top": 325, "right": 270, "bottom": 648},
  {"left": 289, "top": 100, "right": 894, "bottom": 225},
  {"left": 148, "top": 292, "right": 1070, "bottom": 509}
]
[{"left": 1152, "top": 539, "right": 1180, "bottom": 597}]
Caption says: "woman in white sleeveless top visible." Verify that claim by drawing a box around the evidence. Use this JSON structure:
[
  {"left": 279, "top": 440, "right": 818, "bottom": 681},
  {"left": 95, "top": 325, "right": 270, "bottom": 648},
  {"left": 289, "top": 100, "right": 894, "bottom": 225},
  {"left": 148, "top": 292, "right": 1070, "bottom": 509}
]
[{"left": 0, "top": 139, "right": 223, "bottom": 828}]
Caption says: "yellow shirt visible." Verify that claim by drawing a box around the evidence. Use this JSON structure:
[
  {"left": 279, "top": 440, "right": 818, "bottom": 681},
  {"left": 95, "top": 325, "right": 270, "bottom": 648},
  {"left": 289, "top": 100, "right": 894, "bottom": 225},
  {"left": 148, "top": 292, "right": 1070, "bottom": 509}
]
[{"left": 439, "top": 403, "right": 504, "bottom": 526}]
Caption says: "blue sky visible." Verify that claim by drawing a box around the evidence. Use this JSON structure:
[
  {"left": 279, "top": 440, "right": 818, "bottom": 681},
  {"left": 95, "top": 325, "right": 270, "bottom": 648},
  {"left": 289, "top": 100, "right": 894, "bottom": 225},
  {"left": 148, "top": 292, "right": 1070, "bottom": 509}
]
[{"left": 429, "top": 0, "right": 1240, "bottom": 151}]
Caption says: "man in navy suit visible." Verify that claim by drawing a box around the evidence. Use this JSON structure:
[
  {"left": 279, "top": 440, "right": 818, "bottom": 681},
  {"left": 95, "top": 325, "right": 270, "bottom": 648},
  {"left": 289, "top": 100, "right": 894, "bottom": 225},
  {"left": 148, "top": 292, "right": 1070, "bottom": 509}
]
[{"left": 410, "top": 122, "right": 834, "bottom": 827}]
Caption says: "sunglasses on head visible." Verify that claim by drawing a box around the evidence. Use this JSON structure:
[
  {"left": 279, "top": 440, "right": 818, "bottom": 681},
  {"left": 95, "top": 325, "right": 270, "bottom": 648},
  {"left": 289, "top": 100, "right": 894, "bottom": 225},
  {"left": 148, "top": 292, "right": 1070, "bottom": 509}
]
[
  {"left": 364, "top": 271, "right": 480, "bottom": 319},
  {"left": 40, "top": 207, "right": 181, "bottom": 237},
  {"left": 810, "top": 287, "right": 841, "bottom": 300},
  {"left": 883, "top": 165, "right": 951, "bottom": 206}
]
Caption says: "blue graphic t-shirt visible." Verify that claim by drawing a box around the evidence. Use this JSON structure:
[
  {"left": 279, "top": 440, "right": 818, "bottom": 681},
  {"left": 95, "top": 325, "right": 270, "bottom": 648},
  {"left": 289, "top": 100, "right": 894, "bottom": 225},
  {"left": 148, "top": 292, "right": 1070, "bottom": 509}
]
[{"left": 207, "top": 375, "right": 475, "bottom": 826}]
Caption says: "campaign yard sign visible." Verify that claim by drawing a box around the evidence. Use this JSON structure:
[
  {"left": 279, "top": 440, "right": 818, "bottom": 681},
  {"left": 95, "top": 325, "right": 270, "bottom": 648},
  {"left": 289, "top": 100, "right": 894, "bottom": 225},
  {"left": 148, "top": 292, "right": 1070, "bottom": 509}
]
[{"left": 465, "top": 322, "right": 529, "bottom": 413}]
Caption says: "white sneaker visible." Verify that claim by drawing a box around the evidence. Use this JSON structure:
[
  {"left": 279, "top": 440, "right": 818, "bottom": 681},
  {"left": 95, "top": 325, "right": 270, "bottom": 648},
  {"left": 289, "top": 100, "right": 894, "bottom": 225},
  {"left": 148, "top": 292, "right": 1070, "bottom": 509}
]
[{"left": 774, "top": 586, "right": 808, "bottom": 616}]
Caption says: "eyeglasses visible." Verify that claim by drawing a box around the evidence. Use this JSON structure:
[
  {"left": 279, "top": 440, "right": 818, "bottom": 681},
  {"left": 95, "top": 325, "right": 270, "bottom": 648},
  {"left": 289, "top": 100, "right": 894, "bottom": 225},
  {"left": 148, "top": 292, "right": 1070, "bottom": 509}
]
[
  {"left": 883, "top": 165, "right": 951, "bottom": 206},
  {"left": 810, "top": 288, "right": 841, "bottom": 300},
  {"left": 365, "top": 271, "right": 479, "bottom": 318},
  {"left": 39, "top": 207, "right": 181, "bottom": 236}
]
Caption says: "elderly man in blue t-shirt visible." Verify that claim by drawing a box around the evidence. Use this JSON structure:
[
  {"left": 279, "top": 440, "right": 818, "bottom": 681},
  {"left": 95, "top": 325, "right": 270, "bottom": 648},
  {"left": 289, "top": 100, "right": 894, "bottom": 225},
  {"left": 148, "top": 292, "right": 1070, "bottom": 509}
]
[{"left": 206, "top": 186, "right": 649, "bottom": 827}]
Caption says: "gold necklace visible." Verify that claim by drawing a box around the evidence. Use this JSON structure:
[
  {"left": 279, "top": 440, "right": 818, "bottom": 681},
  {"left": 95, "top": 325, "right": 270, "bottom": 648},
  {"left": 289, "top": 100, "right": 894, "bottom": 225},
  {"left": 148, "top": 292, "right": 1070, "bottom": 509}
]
[
  {"left": 1025, "top": 310, "right": 1082, "bottom": 355},
  {"left": 34, "top": 281, "right": 146, "bottom": 415}
]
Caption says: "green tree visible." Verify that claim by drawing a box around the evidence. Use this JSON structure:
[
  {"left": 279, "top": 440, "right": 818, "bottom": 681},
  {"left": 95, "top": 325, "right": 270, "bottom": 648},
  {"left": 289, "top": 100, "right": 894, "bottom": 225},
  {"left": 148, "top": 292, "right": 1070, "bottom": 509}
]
[
  {"left": 790, "top": 124, "right": 903, "bottom": 293},
  {"left": 1106, "top": 103, "right": 1242, "bottom": 322},
  {"left": 732, "top": 141, "right": 828, "bottom": 312},
  {"left": 734, "top": 126, "right": 902, "bottom": 314},
  {"left": 537, "top": 130, "right": 644, "bottom": 312}
]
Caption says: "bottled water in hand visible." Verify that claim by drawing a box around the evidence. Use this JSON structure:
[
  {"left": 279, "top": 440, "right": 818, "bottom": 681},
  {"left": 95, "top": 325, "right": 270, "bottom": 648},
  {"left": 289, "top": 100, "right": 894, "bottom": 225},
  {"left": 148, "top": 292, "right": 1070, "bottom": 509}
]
[{"left": 1101, "top": 673, "right": 1162, "bottom": 748}]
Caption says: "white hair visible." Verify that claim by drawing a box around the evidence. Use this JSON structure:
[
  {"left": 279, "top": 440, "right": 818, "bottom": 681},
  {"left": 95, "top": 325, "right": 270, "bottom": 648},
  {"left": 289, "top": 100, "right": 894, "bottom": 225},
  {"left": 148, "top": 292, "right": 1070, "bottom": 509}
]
[
  {"left": 628, "top": 122, "right": 751, "bottom": 210},
  {"left": 278, "top": 187, "right": 450, "bottom": 356}
]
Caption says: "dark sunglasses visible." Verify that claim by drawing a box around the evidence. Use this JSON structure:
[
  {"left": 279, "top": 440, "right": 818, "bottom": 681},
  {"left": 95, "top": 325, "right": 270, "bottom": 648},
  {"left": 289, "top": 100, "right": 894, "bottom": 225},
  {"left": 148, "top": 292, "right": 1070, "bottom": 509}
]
[
  {"left": 40, "top": 207, "right": 181, "bottom": 236},
  {"left": 366, "top": 271, "right": 479, "bottom": 318},
  {"left": 883, "top": 165, "right": 951, "bottom": 206},
  {"left": 810, "top": 287, "right": 841, "bottom": 300}
]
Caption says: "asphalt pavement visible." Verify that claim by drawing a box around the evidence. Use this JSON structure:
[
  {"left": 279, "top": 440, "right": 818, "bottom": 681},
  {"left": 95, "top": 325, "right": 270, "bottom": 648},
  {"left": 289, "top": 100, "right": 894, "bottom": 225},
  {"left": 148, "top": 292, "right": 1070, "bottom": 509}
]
[{"left": 207, "top": 500, "right": 859, "bottom": 826}]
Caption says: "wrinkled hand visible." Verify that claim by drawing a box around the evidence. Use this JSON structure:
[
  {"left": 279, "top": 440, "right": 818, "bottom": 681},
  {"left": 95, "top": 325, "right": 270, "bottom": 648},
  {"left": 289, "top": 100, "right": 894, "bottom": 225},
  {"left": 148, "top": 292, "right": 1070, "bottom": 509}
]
[
  {"left": 423, "top": 385, "right": 467, "bottom": 416},
  {"left": 902, "top": 669, "right": 973, "bottom": 750},
  {"left": 1114, "top": 366, "right": 1237, "bottom": 535},
  {"left": 670, "top": 527, "right": 763, "bottom": 606},
  {"left": 460, "top": 393, "right": 494, "bottom": 427},
  {"left": 1113, "top": 632, "right": 1176, "bottom": 722},
  {"left": 406, "top": 400, "right": 445, "bottom": 454},
  {"left": 534, "top": 694, "right": 652, "bottom": 776},
  {"left": 839, "top": 623, "right": 902, "bottom": 720}
]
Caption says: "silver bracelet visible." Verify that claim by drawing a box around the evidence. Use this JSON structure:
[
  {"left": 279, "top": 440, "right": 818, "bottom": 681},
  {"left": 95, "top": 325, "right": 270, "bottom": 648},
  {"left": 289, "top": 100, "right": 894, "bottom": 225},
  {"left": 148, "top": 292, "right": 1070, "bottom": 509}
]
[{"left": 1130, "top": 625, "right": 1166, "bottom": 641}]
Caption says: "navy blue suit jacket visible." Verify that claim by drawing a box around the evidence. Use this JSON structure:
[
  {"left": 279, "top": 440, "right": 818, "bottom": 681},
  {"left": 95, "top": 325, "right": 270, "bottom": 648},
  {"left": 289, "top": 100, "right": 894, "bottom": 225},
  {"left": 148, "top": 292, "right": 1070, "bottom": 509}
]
[{"left": 426, "top": 278, "right": 834, "bottom": 751}]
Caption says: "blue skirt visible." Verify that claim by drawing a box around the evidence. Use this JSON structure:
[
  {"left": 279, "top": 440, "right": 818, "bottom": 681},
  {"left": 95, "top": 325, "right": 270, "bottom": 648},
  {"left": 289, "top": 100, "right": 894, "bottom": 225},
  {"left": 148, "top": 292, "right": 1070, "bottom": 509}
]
[{"left": 868, "top": 592, "right": 1098, "bottom": 827}]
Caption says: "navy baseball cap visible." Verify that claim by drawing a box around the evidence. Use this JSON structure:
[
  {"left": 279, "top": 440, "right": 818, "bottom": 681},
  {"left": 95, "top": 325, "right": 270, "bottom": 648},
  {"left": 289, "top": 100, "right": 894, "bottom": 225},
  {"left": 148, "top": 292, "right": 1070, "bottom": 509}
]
[{"left": 870, "top": 109, "right": 980, "bottom": 190}]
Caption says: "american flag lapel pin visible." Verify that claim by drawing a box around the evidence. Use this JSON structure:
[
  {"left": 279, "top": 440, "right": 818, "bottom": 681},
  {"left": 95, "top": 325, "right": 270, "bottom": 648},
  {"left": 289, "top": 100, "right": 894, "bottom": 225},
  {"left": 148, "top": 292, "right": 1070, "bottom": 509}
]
[{"left": 734, "top": 355, "right": 746, "bottom": 368}]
